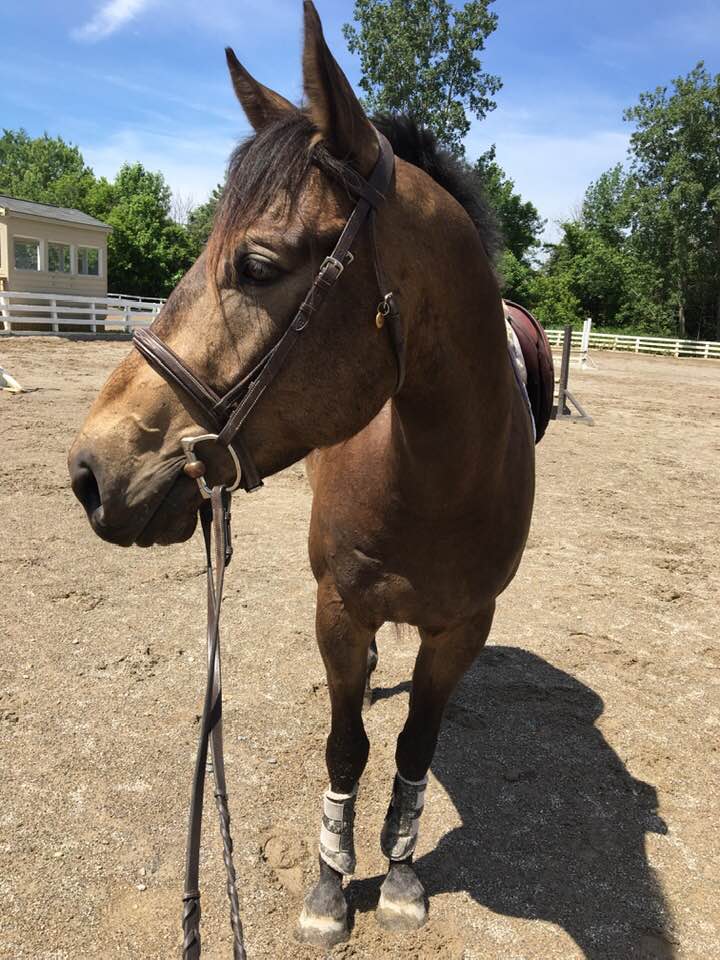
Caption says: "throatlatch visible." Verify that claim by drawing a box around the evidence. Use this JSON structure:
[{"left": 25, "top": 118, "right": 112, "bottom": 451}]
[
  {"left": 319, "top": 784, "right": 359, "bottom": 875},
  {"left": 380, "top": 772, "right": 428, "bottom": 861}
]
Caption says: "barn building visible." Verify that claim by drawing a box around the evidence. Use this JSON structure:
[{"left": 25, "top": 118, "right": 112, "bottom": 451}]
[{"left": 0, "top": 194, "right": 111, "bottom": 296}]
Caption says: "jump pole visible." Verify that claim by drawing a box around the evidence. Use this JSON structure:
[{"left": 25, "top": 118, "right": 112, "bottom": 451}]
[{"left": 552, "top": 324, "right": 594, "bottom": 425}]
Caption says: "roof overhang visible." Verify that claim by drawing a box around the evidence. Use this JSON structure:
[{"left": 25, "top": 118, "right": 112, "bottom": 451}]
[{"left": 3, "top": 209, "right": 112, "bottom": 232}]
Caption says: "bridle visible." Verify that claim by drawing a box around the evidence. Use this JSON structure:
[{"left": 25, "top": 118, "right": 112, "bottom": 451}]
[
  {"left": 134, "top": 129, "right": 403, "bottom": 496},
  {"left": 131, "top": 129, "right": 402, "bottom": 959}
]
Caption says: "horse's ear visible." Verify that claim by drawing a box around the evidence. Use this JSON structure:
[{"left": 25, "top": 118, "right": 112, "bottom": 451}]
[
  {"left": 226, "top": 48, "right": 296, "bottom": 131},
  {"left": 302, "top": 1, "right": 378, "bottom": 175}
]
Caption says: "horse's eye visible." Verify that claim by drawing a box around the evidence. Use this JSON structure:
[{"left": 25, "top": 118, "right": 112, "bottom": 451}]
[{"left": 237, "top": 255, "right": 281, "bottom": 286}]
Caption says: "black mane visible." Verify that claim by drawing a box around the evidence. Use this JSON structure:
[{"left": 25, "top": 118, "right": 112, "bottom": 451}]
[
  {"left": 211, "top": 112, "right": 499, "bottom": 270},
  {"left": 372, "top": 114, "right": 500, "bottom": 261}
]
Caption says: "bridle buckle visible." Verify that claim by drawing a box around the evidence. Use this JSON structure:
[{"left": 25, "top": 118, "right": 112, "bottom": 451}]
[
  {"left": 318, "top": 252, "right": 354, "bottom": 285},
  {"left": 181, "top": 433, "right": 243, "bottom": 499}
]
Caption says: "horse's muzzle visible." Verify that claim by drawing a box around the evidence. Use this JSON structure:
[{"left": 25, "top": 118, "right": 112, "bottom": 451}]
[{"left": 69, "top": 447, "right": 137, "bottom": 546}]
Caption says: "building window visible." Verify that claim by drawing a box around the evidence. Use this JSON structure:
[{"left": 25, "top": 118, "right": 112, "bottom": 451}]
[
  {"left": 14, "top": 238, "right": 40, "bottom": 271},
  {"left": 77, "top": 246, "right": 100, "bottom": 276},
  {"left": 48, "top": 242, "right": 71, "bottom": 273}
]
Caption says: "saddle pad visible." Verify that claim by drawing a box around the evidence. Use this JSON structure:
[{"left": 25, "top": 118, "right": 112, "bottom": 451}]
[{"left": 503, "top": 299, "right": 555, "bottom": 443}]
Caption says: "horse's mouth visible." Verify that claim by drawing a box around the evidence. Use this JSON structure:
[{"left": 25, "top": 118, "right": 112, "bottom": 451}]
[
  {"left": 134, "top": 471, "right": 202, "bottom": 546},
  {"left": 78, "top": 458, "right": 202, "bottom": 548}
]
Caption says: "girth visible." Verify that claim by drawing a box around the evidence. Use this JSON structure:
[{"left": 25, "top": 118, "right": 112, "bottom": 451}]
[{"left": 133, "top": 128, "right": 403, "bottom": 495}]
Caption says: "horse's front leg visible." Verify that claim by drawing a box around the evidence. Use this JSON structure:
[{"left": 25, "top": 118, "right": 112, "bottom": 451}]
[
  {"left": 295, "top": 577, "right": 375, "bottom": 948},
  {"left": 376, "top": 606, "right": 495, "bottom": 932}
]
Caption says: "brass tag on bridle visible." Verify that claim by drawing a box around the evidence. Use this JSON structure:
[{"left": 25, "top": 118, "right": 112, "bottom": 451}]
[{"left": 376, "top": 294, "right": 393, "bottom": 330}]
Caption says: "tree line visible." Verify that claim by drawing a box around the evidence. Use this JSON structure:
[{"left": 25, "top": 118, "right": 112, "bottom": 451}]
[
  {"left": 2, "top": 0, "right": 718, "bottom": 339},
  {"left": 345, "top": 1, "right": 719, "bottom": 341}
]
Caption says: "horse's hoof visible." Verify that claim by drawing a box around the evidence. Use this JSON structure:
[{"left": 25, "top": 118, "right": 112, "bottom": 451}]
[
  {"left": 295, "top": 905, "right": 349, "bottom": 947},
  {"left": 375, "top": 862, "right": 428, "bottom": 932},
  {"left": 376, "top": 893, "right": 427, "bottom": 932},
  {"left": 294, "top": 881, "right": 349, "bottom": 948}
]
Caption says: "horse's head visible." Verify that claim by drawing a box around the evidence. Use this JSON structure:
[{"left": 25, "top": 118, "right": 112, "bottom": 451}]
[{"left": 68, "top": 2, "right": 409, "bottom": 547}]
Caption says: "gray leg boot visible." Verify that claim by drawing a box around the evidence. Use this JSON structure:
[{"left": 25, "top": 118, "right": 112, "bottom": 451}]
[
  {"left": 296, "top": 785, "right": 358, "bottom": 947},
  {"left": 376, "top": 773, "right": 429, "bottom": 931}
]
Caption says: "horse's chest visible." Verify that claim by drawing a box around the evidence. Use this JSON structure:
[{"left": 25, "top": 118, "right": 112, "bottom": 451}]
[{"left": 319, "top": 516, "right": 516, "bottom": 630}]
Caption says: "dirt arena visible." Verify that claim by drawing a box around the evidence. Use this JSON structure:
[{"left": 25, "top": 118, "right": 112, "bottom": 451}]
[{"left": 1, "top": 337, "right": 718, "bottom": 960}]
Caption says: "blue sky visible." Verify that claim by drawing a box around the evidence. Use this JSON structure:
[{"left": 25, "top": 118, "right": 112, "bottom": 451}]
[{"left": 2, "top": 0, "right": 718, "bottom": 238}]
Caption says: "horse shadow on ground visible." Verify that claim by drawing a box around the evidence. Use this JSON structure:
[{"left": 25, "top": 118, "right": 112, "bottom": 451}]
[{"left": 350, "top": 646, "right": 675, "bottom": 960}]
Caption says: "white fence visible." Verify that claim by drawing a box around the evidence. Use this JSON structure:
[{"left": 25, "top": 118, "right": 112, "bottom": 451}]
[
  {"left": 546, "top": 327, "right": 720, "bottom": 360},
  {"left": 0, "top": 290, "right": 165, "bottom": 336},
  {"left": 107, "top": 292, "right": 166, "bottom": 306}
]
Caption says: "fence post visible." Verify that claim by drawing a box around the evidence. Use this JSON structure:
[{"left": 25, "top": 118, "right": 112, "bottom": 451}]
[
  {"left": 557, "top": 323, "right": 572, "bottom": 416},
  {"left": 674, "top": 340, "right": 680, "bottom": 358},
  {"left": 704, "top": 342, "right": 710, "bottom": 359},
  {"left": 51, "top": 297, "right": 59, "bottom": 333},
  {"left": 580, "top": 318, "right": 592, "bottom": 368},
  {"left": 90, "top": 301, "right": 97, "bottom": 334},
  {"left": 0, "top": 294, "right": 9, "bottom": 332},
  {"left": 123, "top": 304, "right": 131, "bottom": 333},
  {"left": 635, "top": 337, "right": 640, "bottom": 353}
]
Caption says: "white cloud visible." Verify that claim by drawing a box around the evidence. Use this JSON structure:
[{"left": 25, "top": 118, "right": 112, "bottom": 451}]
[
  {"left": 467, "top": 122, "right": 630, "bottom": 243},
  {"left": 72, "top": 0, "right": 152, "bottom": 42},
  {"left": 81, "top": 126, "right": 237, "bottom": 205}
]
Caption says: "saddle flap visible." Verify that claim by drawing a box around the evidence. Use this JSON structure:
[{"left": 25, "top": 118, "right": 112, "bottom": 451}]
[{"left": 503, "top": 300, "right": 555, "bottom": 443}]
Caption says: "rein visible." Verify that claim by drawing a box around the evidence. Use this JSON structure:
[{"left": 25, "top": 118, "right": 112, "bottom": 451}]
[{"left": 131, "top": 130, "right": 400, "bottom": 959}]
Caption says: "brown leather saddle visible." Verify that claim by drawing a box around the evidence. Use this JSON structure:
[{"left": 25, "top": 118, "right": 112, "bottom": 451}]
[{"left": 503, "top": 299, "right": 555, "bottom": 443}]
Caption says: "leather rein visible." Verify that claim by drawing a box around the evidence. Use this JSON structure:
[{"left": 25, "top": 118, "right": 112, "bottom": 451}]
[{"left": 131, "top": 129, "right": 402, "bottom": 960}]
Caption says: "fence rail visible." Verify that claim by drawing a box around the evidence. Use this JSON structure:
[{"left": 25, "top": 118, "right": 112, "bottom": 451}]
[
  {"left": 107, "top": 292, "right": 166, "bottom": 306},
  {"left": 0, "top": 290, "right": 164, "bottom": 336},
  {"left": 545, "top": 327, "right": 720, "bottom": 360},
  {"left": 2, "top": 292, "right": 718, "bottom": 359}
]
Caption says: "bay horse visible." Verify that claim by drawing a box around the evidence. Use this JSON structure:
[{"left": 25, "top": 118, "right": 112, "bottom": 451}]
[{"left": 68, "top": 1, "right": 540, "bottom": 949}]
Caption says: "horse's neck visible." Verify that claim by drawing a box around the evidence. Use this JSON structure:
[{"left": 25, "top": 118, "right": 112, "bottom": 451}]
[{"left": 388, "top": 269, "right": 514, "bottom": 507}]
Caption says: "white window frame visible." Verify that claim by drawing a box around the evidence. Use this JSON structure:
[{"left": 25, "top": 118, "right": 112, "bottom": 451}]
[
  {"left": 77, "top": 244, "right": 102, "bottom": 278},
  {"left": 13, "top": 235, "right": 42, "bottom": 272},
  {"left": 47, "top": 240, "right": 72, "bottom": 274}
]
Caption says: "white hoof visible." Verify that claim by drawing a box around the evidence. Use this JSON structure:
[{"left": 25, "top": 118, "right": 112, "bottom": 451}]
[
  {"left": 295, "top": 905, "right": 349, "bottom": 948},
  {"left": 375, "top": 889, "right": 428, "bottom": 932}
]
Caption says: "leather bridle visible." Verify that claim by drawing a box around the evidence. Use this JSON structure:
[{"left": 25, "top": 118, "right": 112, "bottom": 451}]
[
  {"left": 131, "top": 129, "right": 402, "bottom": 960},
  {"left": 133, "top": 129, "right": 403, "bottom": 496}
]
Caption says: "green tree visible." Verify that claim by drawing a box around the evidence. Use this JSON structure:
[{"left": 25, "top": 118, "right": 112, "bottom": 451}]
[
  {"left": 343, "top": 0, "right": 501, "bottom": 156},
  {"left": 96, "top": 164, "right": 197, "bottom": 297},
  {"left": 580, "top": 164, "right": 632, "bottom": 247},
  {"left": 0, "top": 129, "right": 96, "bottom": 209},
  {"left": 186, "top": 184, "right": 224, "bottom": 250},
  {"left": 536, "top": 64, "right": 720, "bottom": 338},
  {"left": 624, "top": 63, "right": 720, "bottom": 338},
  {"left": 538, "top": 223, "right": 628, "bottom": 328},
  {"left": 497, "top": 250, "right": 539, "bottom": 307}
]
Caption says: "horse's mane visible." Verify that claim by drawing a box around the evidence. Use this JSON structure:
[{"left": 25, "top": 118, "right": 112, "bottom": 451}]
[
  {"left": 372, "top": 113, "right": 500, "bottom": 261},
  {"left": 208, "top": 112, "right": 499, "bottom": 285}
]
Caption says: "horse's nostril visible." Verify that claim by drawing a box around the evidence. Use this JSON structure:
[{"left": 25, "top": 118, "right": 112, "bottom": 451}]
[{"left": 70, "top": 459, "right": 102, "bottom": 516}]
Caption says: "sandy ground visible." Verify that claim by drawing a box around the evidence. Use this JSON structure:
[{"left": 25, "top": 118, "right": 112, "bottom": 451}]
[{"left": 0, "top": 337, "right": 718, "bottom": 960}]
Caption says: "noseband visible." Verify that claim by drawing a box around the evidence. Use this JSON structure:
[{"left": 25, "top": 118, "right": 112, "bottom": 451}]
[{"left": 131, "top": 130, "right": 401, "bottom": 960}]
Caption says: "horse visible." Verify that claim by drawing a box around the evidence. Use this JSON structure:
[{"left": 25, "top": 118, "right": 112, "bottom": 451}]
[{"left": 68, "top": 1, "right": 541, "bottom": 949}]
